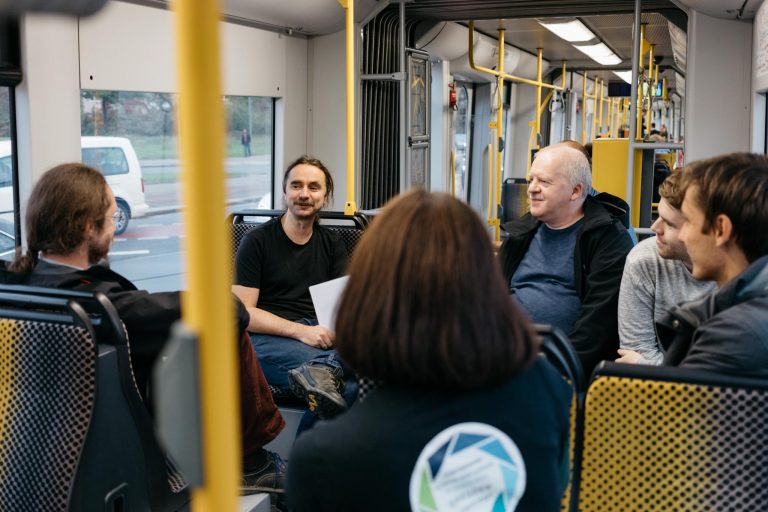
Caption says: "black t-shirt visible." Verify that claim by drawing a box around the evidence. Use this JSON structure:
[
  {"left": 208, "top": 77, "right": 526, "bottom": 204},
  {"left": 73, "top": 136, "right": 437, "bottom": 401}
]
[
  {"left": 235, "top": 217, "right": 347, "bottom": 321},
  {"left": 286, "top": 358, "right": 572, "bottom": 512}
]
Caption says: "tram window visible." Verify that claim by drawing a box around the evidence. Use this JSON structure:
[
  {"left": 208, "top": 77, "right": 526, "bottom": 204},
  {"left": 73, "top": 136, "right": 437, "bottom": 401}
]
[
  {"left": 0, "top": 87, "right": 17, "bottom": 261},
  {"left": 0, "top": 156, "right": 12, "bottom": 186},
  {"left": 80, "top": 90, "right": 274, "bottom": 292}
]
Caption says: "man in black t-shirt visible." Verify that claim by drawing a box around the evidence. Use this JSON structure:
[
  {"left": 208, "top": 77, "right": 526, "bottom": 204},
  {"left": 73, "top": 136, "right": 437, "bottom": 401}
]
[{"left": 233, "top": 156, "right": 352, "bottom": 419}]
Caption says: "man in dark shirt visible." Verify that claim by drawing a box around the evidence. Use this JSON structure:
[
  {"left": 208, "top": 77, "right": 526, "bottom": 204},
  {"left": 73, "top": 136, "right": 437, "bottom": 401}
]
[
  {"left": 500, "top": 142, "right": 634, "bottom": 376},
  {"left": 0, "top": 163, "right": 286, "bottom": 499},
  {"left": 233, "top": 156, "right": 352, "bottom": 419}
]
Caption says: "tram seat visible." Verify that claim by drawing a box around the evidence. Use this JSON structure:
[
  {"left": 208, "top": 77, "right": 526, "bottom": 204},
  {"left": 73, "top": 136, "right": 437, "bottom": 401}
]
[
  {"left": 0, "top": 285, "right": 190, "bottom": 511},
  {"left": 229, "top": 209, "right": 369, "bottom": 264},
  {"left": 578, "top": 362, "right": 768, "bottom": 511},
  {"left": 535, "top": 324, "right": 585, "bottom": 512}
]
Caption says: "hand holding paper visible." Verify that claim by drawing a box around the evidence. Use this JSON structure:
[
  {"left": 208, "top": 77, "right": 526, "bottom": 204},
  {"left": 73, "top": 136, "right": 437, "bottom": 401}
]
[{"left": 309, "top": 275, "right": 349, "bottom": 332}]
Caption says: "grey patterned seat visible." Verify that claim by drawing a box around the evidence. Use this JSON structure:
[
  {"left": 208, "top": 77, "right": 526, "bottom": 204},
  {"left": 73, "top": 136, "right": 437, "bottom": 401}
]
[
  {"left": 229, "top": 210, "right": 368, "bottom": 264},
  {"left": 0, "top": 285, "right": 190, "bottom": 511}
]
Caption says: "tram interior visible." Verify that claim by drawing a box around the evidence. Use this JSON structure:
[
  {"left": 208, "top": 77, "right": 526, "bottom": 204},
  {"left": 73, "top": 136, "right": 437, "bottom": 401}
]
[{"left": 1, "top": 0, "right": 767, "bottom": 510}]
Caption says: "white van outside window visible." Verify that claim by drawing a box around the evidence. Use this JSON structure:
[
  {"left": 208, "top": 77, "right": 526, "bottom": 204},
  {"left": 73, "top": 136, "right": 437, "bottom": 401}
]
[
  {"left": 0, "top": 137, "right": 149, "bottom": 235},
  {"left": 80, "top": 136, "right": 150, "bottom": 234}
]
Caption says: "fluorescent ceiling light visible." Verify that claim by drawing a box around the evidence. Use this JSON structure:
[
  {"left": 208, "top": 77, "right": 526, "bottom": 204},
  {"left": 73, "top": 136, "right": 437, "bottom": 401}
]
[
  {"left": 573, "top": 42, "right": 622, "bottom": 66},
  {"left": 538, "top": 19, "right": 596, "bottom": 43},
  {"left": 613, "top": 71, "right": 633, "bottom": 84}
]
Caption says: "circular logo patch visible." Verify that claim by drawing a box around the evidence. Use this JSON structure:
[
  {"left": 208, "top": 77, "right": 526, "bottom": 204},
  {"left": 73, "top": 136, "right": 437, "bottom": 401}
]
[{"left": 409, "top": 422, "right": 526, "bottom": 512}]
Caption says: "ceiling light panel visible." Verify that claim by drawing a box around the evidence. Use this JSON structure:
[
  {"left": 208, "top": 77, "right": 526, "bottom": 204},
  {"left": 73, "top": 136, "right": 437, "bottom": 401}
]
[
  {"left": 613, "top": 71, "right": 633, "bottom": 83},
  {"left": 573, "top": 42, "right": 622, "bottom": 65},
  {"left": 538, "top": 19, "right": 596, "bottom": 43}
]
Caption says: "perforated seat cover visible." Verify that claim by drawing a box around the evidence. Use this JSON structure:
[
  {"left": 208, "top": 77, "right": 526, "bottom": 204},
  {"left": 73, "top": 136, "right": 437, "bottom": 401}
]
[
  {"left": 579, "top": 376, "right": 768, "bottom": 511},
  {"left": 0, "top": 318, "right": 96, "bottom": 510}
]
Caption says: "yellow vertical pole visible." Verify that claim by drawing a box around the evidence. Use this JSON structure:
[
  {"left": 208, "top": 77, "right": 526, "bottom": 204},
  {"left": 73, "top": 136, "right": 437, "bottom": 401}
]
[
  {"left": 645, "top": 44, "right": 654, "bottom": 138},
  {"left": 581, "top": 73, "right": 587, "bottom": 144},
  {"left": 450, "top": 150, "right": 456, "bottom": 196},
  {"left": 493, "top": 28, "right": 505, "bottom": 241},
  {"left": 339, "top": 0, "right": 357, "bottom": 214},
  {"left": 534, "top": 48, "right": 543, "bottom": 147},
  {"left": 591, "top": 78, "right": 600, "bottom": 140},
  {"left": 609, "top": 99, "right": 614, "bottom": 137},
  {"left": 636, "top": 90, "right": 644, "bottom": 140},
  {"left": 174, "top": 0, "right": 239, "bottom": 510},
  {"left": 486, "top": 143, "right": 493, "bottom": 224}
]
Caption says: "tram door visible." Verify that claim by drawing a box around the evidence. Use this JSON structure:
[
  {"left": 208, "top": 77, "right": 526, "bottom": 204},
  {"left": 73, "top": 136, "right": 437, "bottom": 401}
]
[{"left": 407, "top": 50, "right": 430, "bottom": 189}]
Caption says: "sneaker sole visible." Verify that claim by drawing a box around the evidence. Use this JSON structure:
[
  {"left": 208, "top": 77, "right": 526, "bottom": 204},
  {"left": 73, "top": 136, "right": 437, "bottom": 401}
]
[
  {"left": 241, "top": 486, "right": 286, "bottom": 495},
  {"left": 288, "top": 370, "right": 347, "bottom": 419}
]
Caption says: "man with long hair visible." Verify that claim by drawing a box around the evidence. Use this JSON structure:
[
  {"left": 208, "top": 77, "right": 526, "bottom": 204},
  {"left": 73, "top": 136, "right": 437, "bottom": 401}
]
[
  {"left": 0, "top": 163, "right": 287, "bottom": 500},
  {"left": 233, "top": 156, "right": 353, "bottom": 419}
]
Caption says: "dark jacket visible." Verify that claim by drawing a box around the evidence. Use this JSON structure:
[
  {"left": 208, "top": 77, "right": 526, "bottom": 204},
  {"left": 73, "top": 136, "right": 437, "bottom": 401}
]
[
  {"left": 659, "top": 254, "right": 768, "bottom": 378},
  {"left": 499, "top": 194, "right": 634, "bottom": 376},
  {"left": 287, "top": 358, "right": 571, "bottom": 512},
  {"left": 0, "top": 260, "right": 248, "bottom": 394}
]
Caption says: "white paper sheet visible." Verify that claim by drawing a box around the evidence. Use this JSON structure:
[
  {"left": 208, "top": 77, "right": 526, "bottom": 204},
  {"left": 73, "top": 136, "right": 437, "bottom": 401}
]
[{"left": 309, "top": 275, "right": 349, "bottom": 331}]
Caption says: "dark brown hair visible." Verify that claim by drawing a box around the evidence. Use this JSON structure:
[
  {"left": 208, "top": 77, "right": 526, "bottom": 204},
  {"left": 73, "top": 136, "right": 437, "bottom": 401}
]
[
  {"left": 681, "top": 153, "right": 768, "bottom": 263},
  {"left": 282, "top": 155, "right": 334, "bottom": 202},
  {"left": 10, "top": 163, "right": 110, "bottom": 274},
  {"left": 334, "top": 189, "right": 538, "bottom": 390},
  {"left": 658, "top": 169, "right": 685, "bottom": 209}
]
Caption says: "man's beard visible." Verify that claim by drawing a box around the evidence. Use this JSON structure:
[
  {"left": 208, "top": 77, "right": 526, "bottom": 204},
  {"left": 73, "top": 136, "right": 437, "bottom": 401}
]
[{"left": 88, "top": 236, "right": 111, "bottom": 267}]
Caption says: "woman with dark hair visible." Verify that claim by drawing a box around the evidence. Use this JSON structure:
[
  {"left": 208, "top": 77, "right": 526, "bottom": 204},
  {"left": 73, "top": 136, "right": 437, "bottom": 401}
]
[{"left": 286, "top": 189, "right": 571, "bottom": 511}]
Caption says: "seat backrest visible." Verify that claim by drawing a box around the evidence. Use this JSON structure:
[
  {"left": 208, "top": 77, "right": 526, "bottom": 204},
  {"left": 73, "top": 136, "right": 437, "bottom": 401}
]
[
  {"left": 534, "top": 324, "right": 584, "bottom": 512},
  {"left": 230, "top": 210, "right": 368, "bottom": 264},
  {"left": 535, "top": 324, "right": 586, "bottom": 395},
  {"left": 0, "top": 285, "right": 190, "bottom": 511},
  {"left": 579, "top": 362, "right": 768, "bottom": 511},
  {"left": 0, "top": 290, "right": 97, "bottom": 511}
]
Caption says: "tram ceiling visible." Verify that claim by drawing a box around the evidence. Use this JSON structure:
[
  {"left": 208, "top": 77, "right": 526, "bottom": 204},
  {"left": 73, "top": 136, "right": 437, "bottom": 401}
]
[
  {"left": 469, "top": 13, "right": 679, "bottom": 72},
  {"left": 405, "top": 0, "right": 683, "bottom": 24}
]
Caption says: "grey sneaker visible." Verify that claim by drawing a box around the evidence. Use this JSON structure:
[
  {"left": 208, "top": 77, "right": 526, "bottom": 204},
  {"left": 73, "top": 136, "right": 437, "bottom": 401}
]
[{"left": 288, "top": 364, "right": 347, "bottom": 419}]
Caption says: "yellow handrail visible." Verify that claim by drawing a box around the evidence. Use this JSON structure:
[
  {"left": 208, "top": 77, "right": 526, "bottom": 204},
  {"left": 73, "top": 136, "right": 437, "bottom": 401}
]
[
  {"left": 468, "top": 22, "right": 566, "bottom": 92},
  {"left": 598, "top": 79, "right": 606, "bottom": 136},
  {"left": 486, "top": 143, "right": 493, "bottom": 224},
  {"left": 591, "top": 78, "right": 601, "bottom": 140},
  {"left": 468, "top": 21, "right": 565, "bottom": 239},
  {"left": 450, "top": 149, "right": 455, "bottom": 196},
  {"left": 174, "top": 0, "right": 240, "bottom": 510},
  {"left": 645, "top": 44, "right": 654, "bottom": 139},
  {"left": 581, "top": 73, "right": 598, "bottom": 143},
  {"left": 492, "top": 28, "right": 504, "bottom": 241},
  {"left": 339, "top": 0, "right": 357, "bottom": 214}
]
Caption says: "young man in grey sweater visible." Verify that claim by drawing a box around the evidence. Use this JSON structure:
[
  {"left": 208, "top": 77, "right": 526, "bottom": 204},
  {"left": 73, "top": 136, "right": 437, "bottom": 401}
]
[{"left": 616, "top": 171, "right": 715, "bottom": 365}]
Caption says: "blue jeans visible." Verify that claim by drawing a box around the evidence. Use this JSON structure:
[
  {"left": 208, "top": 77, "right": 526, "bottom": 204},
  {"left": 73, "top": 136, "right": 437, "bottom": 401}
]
[{"left": 249, "top": 319, "right": 357, "bottom": 404}]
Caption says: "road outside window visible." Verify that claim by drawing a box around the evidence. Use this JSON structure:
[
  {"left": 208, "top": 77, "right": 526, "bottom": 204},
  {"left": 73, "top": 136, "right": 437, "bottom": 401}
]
[{"left": 81, "top": 90, "right": 273, "bottom": 292}]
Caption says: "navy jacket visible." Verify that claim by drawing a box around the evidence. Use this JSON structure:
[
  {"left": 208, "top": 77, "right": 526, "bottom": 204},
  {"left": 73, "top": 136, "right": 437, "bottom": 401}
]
[
  {"left": 499, "top": 194, "right": 634, "bottom": 376},
  {"left": 660, "top": 254, "right": 768, "bottom": 378}
]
